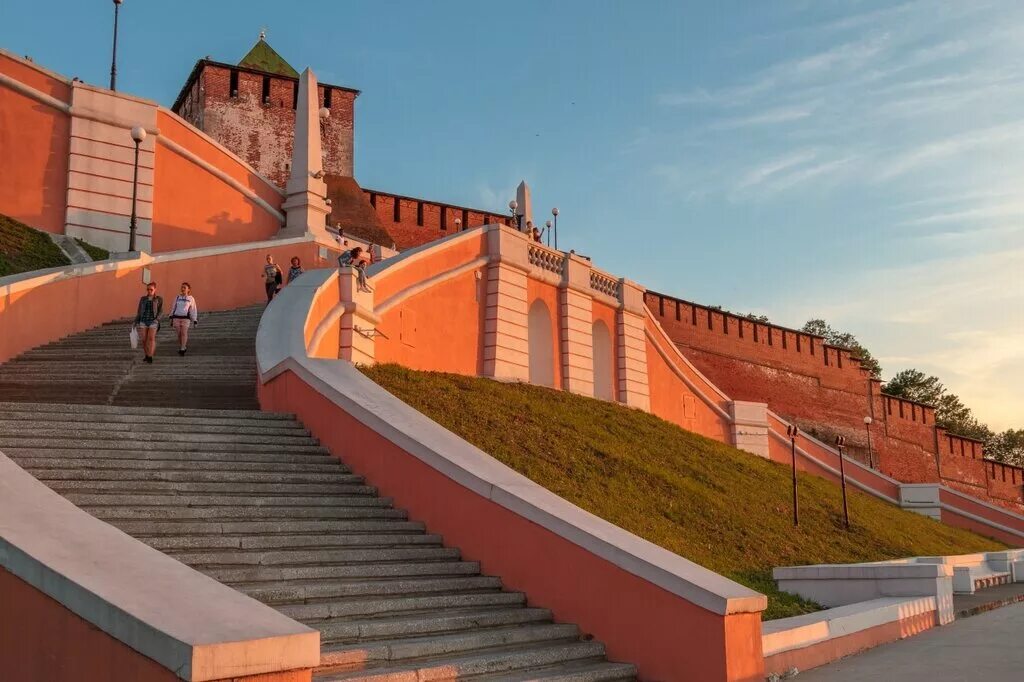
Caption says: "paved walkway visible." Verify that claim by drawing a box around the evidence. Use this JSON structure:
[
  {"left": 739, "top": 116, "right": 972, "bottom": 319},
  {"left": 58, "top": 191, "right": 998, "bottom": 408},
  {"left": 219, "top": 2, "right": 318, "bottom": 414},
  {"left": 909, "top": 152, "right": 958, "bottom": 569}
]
[{"left": 799, "top": 602, "right": 1024, "bottom": 681}]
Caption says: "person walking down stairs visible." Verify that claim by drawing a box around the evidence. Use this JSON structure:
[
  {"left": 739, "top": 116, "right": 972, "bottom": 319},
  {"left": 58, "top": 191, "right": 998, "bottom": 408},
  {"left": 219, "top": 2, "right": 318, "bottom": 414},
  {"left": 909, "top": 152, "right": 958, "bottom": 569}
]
[
  {"left": 168, "top": 282, "right": 199, "bottom": 356},
  {"left": 133, "top": 281, "right": 162, "bottom": 364}
]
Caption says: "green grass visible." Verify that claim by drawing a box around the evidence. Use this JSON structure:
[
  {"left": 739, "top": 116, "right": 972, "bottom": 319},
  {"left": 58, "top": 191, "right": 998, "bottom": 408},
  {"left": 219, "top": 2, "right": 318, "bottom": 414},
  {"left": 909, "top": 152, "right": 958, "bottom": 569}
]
[
  {"left": 361, "top": 364, "right": 1006, "bottom": 620},
  {"left": 75, "top": 238, "right": 110, "bottom": 261},
  {"left": 0, "top": 214, "right": 70, "bottom": 276}
]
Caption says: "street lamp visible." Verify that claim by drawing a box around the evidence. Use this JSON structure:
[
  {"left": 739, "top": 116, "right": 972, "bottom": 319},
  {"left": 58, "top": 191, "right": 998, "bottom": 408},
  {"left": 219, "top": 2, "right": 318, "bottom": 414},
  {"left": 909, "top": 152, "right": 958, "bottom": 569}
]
[
  {"left": 863, "top": 416, "right": 874, "bottom": 469},
  {"left": 128, "top": 125, "right": 146, "bottom": 252},
  {"left": 110, "top": 0, "right": 123, "bottom": 91},
  {"left": 551, "top": 207, "right": 559, "bottom": 249},
  {"left": 835, "top": 435, "right": 851, "bottom": 529},
  {"left": 545, "top": 219, "right": 552, "bottom": 247},
  {"left": 787, "top": 424, "right": 800, "bottom": 526},
  {"left": 454, "top": 218, "right": 462, "bottom": 231},
  {"left": 508, "top": 199, "right": 521, "bottom": 230}
]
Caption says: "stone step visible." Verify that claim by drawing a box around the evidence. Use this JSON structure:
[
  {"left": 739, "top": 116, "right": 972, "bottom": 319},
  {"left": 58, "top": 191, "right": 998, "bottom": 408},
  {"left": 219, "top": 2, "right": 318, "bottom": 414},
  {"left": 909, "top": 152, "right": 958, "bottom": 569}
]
[
  {"left": 171, "top": 546, "right": 461, "bottom": 567},
  {"left": 143, "top": 533, "right": 443, "bottom": 553},
  {"left": 317, "top": 624, "right": 579, "bottom": 674},
  {"left": 27, "top": 468, "right": 358, "bottom": 484},
  {"left": 86, "top": 506, "right": 407, "bottom": 521},
  {"left": 204, "top": 561, "right": 482, "bottom": 585},
  {"left": 277, "top": 590, "right": 525, "bottom": 622},
  {"left": 8, "top": 455, "right": 343, "bottom": 472},
  {"left": 0, "top": 431, "right": 318, "bottom": 447},
  {"left": 312, "top": 607, "right": 552, "bottom": 644},
  {"left": 52, "top": 479, "right": 374, "bottom": 495},
  {"left": 65, "top": 493, "right": 386, "bottom": 508},
  {"left": 315, "top": 640, "right": 606, "bottom": 681},
  {"left": 240, "top": 576, "right": 503, "bottom": 603},
  {"left": 0, "top": 421, "right": 307, "bottom": 437},
  {"left": 0, "top": 402, "right": 292, "bottom": 420},
  {"left": 111, "top": 519, "right": 426, "bottom": 536},
  {"left": 471, "top": 659, "right": 637, "bottom": 681}
]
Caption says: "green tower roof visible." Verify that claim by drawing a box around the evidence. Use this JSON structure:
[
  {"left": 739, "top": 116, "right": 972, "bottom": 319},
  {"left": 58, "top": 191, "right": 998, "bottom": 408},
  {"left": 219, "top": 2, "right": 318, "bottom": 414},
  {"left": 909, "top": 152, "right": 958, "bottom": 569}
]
[{"left": 238, "top": 36, "right": 299, "bottom": 78}]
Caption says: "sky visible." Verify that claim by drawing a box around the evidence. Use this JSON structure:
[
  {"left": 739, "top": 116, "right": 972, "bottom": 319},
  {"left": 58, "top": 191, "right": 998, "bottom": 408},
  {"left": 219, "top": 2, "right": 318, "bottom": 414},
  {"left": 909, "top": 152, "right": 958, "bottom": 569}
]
[{"left": 2, "top": 1, "right": 1023, "bottom": 429}]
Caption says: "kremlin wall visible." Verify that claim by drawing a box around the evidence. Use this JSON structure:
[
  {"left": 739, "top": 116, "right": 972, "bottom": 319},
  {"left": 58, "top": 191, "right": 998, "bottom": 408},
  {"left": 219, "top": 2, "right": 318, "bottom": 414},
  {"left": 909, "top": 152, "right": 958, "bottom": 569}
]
[{"left": 3, "top": 39, "right": 1024, "bottom": 681}]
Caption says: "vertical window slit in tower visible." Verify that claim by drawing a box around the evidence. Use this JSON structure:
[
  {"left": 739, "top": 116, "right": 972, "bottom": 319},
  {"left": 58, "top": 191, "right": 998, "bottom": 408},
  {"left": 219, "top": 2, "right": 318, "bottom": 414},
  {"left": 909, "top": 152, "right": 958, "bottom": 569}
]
[
  {"left": 417, "top": 202, "right": 424, "bottom": 227},
  {"left": 292, "top": 81, "right": 299, "bottom": 109},
  {"left": 393, "top": 198, "right": 401, "bottom": 223},
  {"left": 440, "top": 207, "right": 447, "bottom": 231},
  {"left": 262, "top": 76, "right": 271, "bottom": 104},
  {"left": 324, "top": 87, "right": 332, "bottom": 109},
  {"left": 229, "top": 69, "right": 239, "bottom": 97},
  {"left": 675, "top": 301, "right": 681, "bottom": 321},
  {"left": 462, "top": 209, "right": 469, "bottom": 229}
]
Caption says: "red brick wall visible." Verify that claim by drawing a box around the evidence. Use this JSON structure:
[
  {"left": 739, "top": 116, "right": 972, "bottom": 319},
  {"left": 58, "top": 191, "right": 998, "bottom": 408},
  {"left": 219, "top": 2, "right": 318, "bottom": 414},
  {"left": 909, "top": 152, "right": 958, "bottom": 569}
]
[
  {"left": 646, "top": 291, "right": 1024, "bottom": 511},
  {"left": 177, "top": 64, "right": 354, "bottom": 187},
  {"left": 364, "top": 190, "right": 513, "bottom": 249}
]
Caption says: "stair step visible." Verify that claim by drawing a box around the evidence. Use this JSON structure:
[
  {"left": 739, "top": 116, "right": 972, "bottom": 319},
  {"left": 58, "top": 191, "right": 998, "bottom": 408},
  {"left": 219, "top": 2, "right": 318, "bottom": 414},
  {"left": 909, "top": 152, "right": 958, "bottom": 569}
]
[
  {"left": 318, "top": 623, "right": 579, "bottom": 673},
  {"left": 171, "top": 546, "right": 461, "bottom": 567},
  {"left": 86, "top": 506, "right": 407, "bottom": 520},
  {"left": 204, "top": 561, "right": 482, "bottom": 585},
  {"left": 146, "top": 533, "right": 443, "bottom": 552},
  {"left": 0, "top": 401, "right": 289, "bottom": 420},
  {"left": 111, "top": 519, "right": 427, "bottom": 536},
  {"left": 313, "top": 607, "right": 553, "bottom": 644},
  {"left": 51, "top": 480, "right": 373, "bottom": 495},
  {"left": 315, "top": 640, "right": 607, "bottom": 681},
  {"left": 26, "top": 469, "right": 359, "bottom": 483},
  {"left": 240, "top": 576, "right": 503, "bottom": 603}
]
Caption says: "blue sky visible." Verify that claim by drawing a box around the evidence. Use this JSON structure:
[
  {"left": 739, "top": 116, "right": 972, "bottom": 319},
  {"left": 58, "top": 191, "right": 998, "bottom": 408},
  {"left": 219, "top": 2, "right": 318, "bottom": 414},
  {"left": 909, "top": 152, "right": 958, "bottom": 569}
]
[{"left": 3, "top": 1, "right": 1023, "bottom": 428}]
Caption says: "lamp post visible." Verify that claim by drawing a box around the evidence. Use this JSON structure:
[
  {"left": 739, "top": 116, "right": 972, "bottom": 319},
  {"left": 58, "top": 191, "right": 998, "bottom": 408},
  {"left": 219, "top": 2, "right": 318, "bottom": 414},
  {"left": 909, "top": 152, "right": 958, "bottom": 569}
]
[
  {"left": 787, "top": 424, "right": 800, "bottom": 526},
  {"left": 454, "top": 218, "right": 462, "bottom": 231},
  {"left": 128, "top": 125, "right": 146, "bottom": 252},
  {"left": 551, "top": 207, "right": 559, "bottom": 249},
  {"left": 545, "top": 219, "right": 552, "bottom": 247},
  {"left": 835, "top": 435, "right": 850, "bottom": 529},
  {"left": 509, "top": 199, "right": 521, "bottom": 230},
  {"left": 863, "top": 416, "right": 874, "bottom": 469},
  {"left": 109, "top": 0, "right": 123, "bottom": 91}
]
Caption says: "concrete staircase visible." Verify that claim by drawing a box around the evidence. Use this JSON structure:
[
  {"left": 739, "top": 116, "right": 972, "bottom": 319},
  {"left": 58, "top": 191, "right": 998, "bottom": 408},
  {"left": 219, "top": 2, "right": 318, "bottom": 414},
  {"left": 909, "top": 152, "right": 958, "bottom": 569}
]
[{"left": 0, "top": 308, "right": 636, "bottom": 681}]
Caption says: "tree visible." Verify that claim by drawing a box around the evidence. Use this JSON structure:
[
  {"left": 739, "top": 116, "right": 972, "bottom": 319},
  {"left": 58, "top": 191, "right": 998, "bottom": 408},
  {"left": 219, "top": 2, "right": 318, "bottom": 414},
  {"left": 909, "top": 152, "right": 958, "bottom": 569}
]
[
  {"left": 987, "top": 429, "right": 1024, "bottom": 467},
  {"left": 884, "top": 369, "right": 991, "bottom": 440},
  {"left": 801, "top": 319, "right": 882, "bottom": 378}
]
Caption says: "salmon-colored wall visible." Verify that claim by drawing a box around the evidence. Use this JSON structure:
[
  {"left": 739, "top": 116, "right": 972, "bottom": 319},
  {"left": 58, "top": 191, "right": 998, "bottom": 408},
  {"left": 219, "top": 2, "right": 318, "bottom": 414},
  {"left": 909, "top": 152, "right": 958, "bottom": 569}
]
[
  {"left": 0, "top": 242, "right": 335, "bottom": 364},
  {"left": 0, "top": 567, "right": 311, "bottom": 682},
  {"left": 152, "top": 110, "right": 283, "bottom": 252},
  {"left": 527, "top": 278, "right": 563, "bottom": 391},
  {"left": 372, "top": 233, "right": 487, "bottom": 304},
  {"left": 0, "top": 54, "right": 70, "bottom": 233},
  {"left": 764, "top": 609, "right": 936, "bottom": 677},
  {"left": 259, "top": 370, "right": 765, "bottom": 681},
  {"left": 376, "top": 267, "right": 486, "bottom": 375}
]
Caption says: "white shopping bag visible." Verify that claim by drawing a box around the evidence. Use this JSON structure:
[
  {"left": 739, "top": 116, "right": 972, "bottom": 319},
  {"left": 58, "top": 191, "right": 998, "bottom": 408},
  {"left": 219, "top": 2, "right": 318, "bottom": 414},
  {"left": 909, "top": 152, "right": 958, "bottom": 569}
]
[{"left": 129, "top": 326, "right": 139, "bottom": 350}]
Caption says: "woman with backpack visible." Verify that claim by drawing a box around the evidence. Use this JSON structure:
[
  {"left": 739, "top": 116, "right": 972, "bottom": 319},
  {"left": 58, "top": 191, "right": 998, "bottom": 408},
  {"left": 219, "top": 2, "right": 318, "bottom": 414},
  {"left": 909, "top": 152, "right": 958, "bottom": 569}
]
[
  {"left": 134, "top": 281, "right": 163, "bottom": 364},
  {"left": 168, "top": 282, "right": 199, "bottom": 356}
]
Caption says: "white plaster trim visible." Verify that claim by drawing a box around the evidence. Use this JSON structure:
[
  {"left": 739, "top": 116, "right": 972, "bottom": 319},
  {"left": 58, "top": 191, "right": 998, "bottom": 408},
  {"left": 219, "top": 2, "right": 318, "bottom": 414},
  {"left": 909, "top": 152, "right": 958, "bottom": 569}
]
[
  {"left": 0, "top": 452, "right": 318, "bottom": 681},
  {"left": 156, "top": 135, "right": 285, "bottom": 223},
  {"left": 256, "top": 271, "right": 767, "bottom": 617},
  {"left": 375, "top": 257, "right": 489, "bottom": 316},
  {"left": 0, "top": 254, "right": 148, "bottom": 296},
  {"left": 150, "top": 235, "right": 312, "bottom": 265},
  {"left": 0, "top": 70, "right": 70, "bottom": 112},
  {"left": 157, "top": 106, "right": 285, "bottom": 197},
  {"left": 762, "top": 596, "right": 936, "bottom": 657},
  {"left": 366, "top": 224, "right": 493, "bottom": 279},
  {"left": 643, "top": 307, "right": 733, "bottom": 403}
]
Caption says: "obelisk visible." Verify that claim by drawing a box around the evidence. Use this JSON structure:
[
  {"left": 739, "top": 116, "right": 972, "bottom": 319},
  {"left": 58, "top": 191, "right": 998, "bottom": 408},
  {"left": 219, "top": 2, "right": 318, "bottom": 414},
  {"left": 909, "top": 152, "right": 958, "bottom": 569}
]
[{"left": 281, "top": 67, "right": 330, "bottom": 239}]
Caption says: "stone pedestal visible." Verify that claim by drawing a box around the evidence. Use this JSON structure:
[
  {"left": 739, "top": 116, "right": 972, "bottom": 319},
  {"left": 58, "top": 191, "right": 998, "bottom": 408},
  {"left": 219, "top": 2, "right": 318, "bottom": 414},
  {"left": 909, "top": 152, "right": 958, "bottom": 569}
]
[
  {"left": 616, "top": 280, "right": 650, "bottom": 411},
  {"left": 280, "top": 68, "right": 332, "bottom": 241},
  {"left": 338, "top": 267, "right": 376, "bottom": 365},
  {"left": 482, "top": 228, "right": 530, "bottom": 381},
  {"left": 728, "top": 401, "right": 770, "bottom": 458}
]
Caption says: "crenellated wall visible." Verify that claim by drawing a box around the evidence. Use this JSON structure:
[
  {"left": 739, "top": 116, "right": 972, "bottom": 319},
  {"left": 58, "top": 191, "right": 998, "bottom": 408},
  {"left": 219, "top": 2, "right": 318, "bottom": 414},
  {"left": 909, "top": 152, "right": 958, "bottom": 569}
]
[
  {"left": 363, "top": 189, "right": 514, "bottom": 249},
  {"left": 647, "top": 289, "right": 1024, "bottom": 512}
]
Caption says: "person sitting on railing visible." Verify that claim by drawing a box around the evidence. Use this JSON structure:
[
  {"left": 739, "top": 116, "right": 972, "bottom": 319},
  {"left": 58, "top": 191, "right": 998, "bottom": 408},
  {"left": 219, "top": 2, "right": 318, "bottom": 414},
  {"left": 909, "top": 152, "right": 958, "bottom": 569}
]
[
  {"left": 338, "top": 247, "right": 373, "bottom": 293},
  {"left": 531, "top": 226, "right": 544, "bottom": 243}
]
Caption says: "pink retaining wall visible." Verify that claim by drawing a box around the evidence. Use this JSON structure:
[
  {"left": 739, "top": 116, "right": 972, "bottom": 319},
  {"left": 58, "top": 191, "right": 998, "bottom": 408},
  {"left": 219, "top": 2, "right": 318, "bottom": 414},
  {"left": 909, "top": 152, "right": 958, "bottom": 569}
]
[
  {"left": 0, "top": 567, "right": 312, "bottom": 682},
  {"left": 0, "top": 240, "right": 337, "bottom": 365},
  {"left": 258, "top": 369, "right": 765, "bottom": 682}
]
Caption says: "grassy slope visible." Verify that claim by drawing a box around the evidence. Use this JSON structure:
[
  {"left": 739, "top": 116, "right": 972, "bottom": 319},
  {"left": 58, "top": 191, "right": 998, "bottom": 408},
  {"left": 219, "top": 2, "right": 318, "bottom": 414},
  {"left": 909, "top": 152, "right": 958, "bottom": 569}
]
[
  {"left": 75, "top": 238, "right": 110, "bottom": 261},
  {"left": 361, "top": 364, "right": 1005, "bottom": 619},
  {"left": 0, "top": 214, "right": 70, "bottom": 276}
]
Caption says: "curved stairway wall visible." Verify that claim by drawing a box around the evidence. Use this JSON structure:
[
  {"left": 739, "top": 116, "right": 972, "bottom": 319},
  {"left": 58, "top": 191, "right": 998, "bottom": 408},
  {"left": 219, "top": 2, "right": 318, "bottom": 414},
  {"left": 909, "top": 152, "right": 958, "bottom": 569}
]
[{"left": 258, "top": 268, "right": 769, "bottom": 682}]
